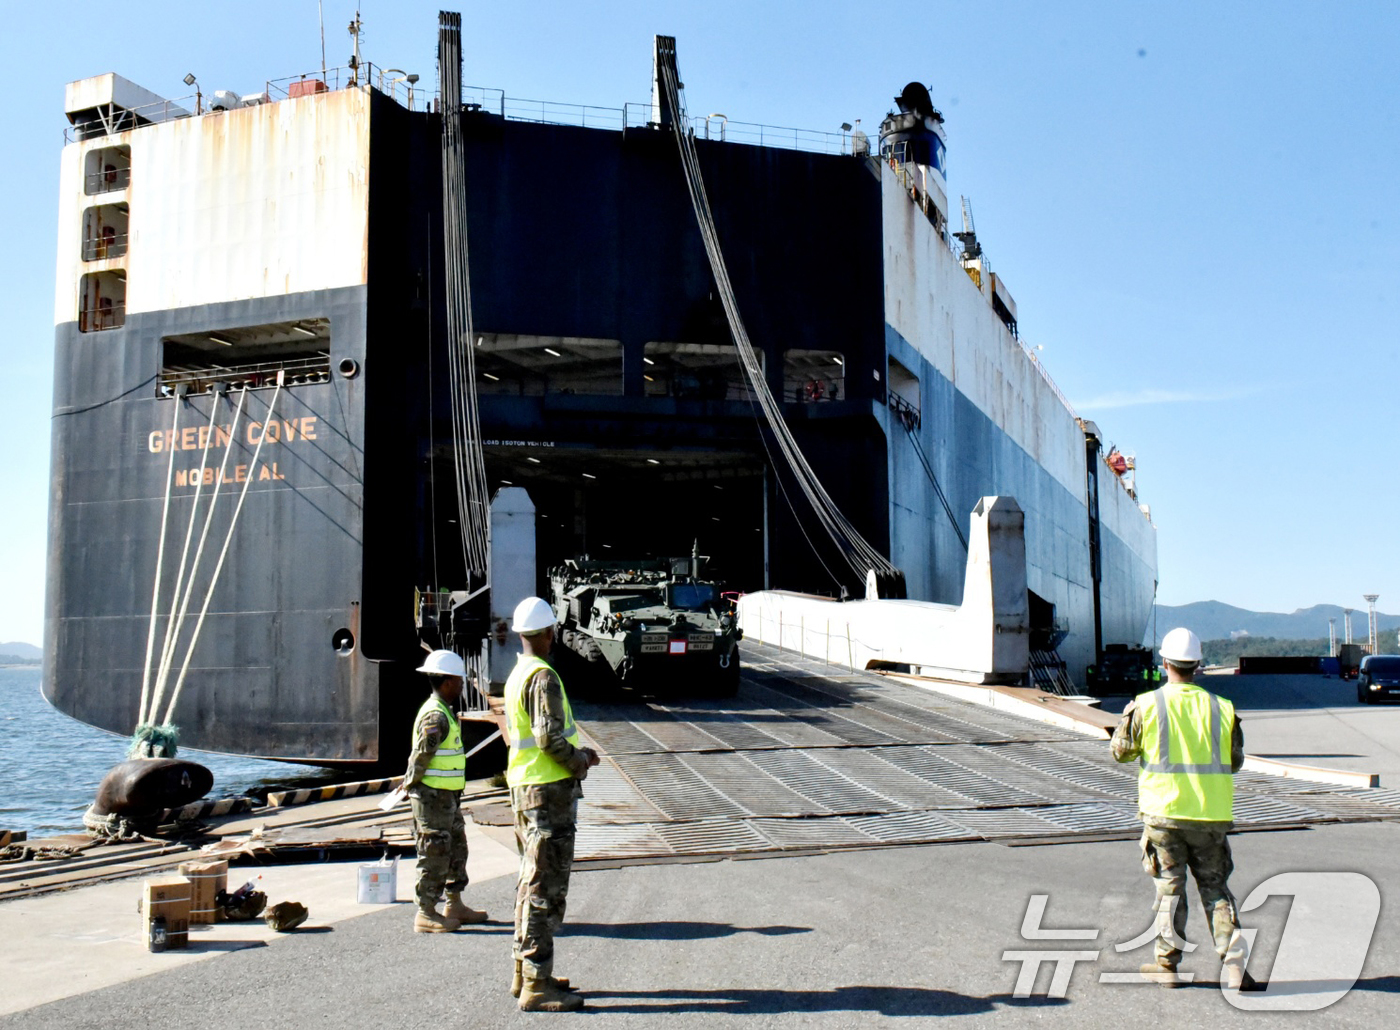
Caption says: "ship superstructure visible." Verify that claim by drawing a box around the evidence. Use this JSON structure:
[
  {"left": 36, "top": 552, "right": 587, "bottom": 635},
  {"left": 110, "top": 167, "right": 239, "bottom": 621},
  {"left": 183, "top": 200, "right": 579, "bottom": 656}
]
[{"left": 46, "top": 18, "right": 1155, "bottom": 763}]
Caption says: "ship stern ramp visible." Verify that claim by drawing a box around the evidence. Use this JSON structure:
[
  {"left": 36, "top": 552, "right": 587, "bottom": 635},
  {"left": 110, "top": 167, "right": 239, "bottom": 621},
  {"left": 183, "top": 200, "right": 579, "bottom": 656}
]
[{"left": 737, "top": 496, "right": 1029, "bottom": 683}]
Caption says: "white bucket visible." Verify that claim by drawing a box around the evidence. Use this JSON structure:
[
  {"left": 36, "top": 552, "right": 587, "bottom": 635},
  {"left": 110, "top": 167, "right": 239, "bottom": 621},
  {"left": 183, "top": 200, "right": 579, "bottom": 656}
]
[{"left": 357, "top": 857, "right": 398, "bottom": 904}]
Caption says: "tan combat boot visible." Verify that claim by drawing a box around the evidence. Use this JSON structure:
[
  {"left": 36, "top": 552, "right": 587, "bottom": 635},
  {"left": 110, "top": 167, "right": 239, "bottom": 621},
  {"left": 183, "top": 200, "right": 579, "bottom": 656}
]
[
  {"left": 1222, "top": 963, "right": 1260, "bottom": 991},
  {"left": 413, "top": 905, "right": 461, "bottom": 933},
  {"left": 1139, "top": 961, "right": 1186, "bottom": 988},
  {"left": 518, "top": 977, "right": 584, "bottom": 1012},
  {"left": 443, "top": 892, "right": 488, "bottom": 924},
  {"left": 511, "top": 959, "right": 571, "bottom": 998}
]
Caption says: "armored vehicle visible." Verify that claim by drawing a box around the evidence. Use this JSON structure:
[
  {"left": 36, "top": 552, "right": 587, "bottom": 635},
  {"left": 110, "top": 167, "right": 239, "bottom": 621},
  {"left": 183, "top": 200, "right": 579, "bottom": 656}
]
[{"left": 550, "top": 546, "right": 741, "bottom": 696}]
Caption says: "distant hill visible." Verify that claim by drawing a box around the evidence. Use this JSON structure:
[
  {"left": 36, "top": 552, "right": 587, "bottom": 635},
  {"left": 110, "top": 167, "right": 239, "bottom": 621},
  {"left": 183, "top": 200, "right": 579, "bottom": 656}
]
[
  {"left": 1154, "top": 602, "right": 1400, "bottom": 644},
  {"left": 0, "top": 642, "right": 40, "bottom": 660}
]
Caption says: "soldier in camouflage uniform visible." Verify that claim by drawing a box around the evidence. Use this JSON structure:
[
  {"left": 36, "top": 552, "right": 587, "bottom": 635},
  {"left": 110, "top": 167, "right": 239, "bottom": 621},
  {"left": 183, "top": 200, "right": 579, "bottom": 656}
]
[
  {"left": 404, "top": 649, "right": 488, "bottom": 933},
  {"left": 504, "top": 596, "right": 600, "bottom": 1013},
  {"left": 1111, "top": 627, "right": 1256, "bottom": 990}
]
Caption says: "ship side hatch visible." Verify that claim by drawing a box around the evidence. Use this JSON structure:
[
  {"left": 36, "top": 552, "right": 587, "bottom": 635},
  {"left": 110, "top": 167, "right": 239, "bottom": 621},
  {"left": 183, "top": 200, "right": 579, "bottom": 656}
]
[{"left": 159, "top": 319, "right": 333, "bottom": 395}]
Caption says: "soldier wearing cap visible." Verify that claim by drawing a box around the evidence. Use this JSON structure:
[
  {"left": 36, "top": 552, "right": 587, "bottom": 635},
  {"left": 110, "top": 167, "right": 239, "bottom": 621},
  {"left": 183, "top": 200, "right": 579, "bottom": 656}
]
[
  {"left": 404, "top": 648, "right": 488, "bottom": 933},
  {"left": 1111, "top": 627, "right": 1256, "bottom": 990},
  {"left": 504, "top": 596, "right": 600, "bottom": 1012}
]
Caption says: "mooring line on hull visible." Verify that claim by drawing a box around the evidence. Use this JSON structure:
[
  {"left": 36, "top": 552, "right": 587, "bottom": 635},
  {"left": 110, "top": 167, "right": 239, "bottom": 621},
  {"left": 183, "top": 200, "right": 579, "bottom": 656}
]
[
  {"left": 660, "top": 55, "right": 899, "bottom": 589},
  {"left": 164, "top": 378, "right": 283, "bottom": 725},
  {"left": 900, "top": 419, "right": 968, "bottom": 552},
  {"left": 139, "top": 396, "right": 183, "bottom": 726},
  {"left": 145, "top": 396, "right": 229, "bottom": 725},
  {"left": 146, "top": 387, "right": 249, "bottom": 726}
]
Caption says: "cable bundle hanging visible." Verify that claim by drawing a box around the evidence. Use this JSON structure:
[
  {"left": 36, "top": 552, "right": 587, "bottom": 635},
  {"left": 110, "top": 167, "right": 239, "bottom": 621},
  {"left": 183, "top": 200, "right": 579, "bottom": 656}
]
[
  {"left": 658, "top": 54, "right": 901, "bottom": 590},
  {"left": 438, "top": 11, "right": 490, "bottom": 579}
]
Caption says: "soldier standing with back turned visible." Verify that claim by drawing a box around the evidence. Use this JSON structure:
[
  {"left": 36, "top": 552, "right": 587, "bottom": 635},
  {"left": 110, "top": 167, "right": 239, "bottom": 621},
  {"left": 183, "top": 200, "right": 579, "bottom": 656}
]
[
  {"left": 503, "top": 596, "right": 600, "bottom": 1012},
  {"left": 1111, "top": 627, "right": 1257, "bottom": 990},
  {"left": 404, "top": 649, "right": 489, "bottom": 933}
]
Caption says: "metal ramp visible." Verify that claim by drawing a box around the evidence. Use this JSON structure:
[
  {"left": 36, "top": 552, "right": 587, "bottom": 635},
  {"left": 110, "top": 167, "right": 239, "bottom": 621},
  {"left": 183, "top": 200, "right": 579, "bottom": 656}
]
[{"left": 570, "top": 642, "right": 1400, "bottom": 863}]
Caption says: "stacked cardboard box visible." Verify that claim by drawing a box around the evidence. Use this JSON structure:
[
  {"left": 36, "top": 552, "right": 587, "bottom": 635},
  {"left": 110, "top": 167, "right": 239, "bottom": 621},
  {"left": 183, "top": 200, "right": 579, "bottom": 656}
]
[
  {"left": 142, "top": 877, "right": 191, "bottom": 949},
  {"left": 178, "top": 860, "right": 228, "bottom": 924}
]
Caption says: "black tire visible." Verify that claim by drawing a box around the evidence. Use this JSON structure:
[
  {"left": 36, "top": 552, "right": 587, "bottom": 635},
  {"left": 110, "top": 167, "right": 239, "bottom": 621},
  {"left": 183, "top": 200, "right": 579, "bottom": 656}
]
[{"left": 709, "top": 659, "right": 741, "bottom": 698}]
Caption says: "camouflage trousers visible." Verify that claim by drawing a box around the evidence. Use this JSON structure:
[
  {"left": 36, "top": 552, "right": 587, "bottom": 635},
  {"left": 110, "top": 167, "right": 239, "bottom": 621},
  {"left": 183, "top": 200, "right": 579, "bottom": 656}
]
[
  {"left": 411, "top": 786, "right": 468, "bottom": 910},
  {"left": 1139, "top": 822, "right": 1246, "bottom": 969},
  {"left": 511, "top": 780, "right": 579, "bottom": 980}
]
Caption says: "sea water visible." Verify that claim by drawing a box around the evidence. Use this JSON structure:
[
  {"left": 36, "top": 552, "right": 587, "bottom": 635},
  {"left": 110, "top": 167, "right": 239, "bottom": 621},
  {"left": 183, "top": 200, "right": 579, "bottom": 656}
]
[{"left": 0, "top": 666, "right": 341, "bottom": 837}]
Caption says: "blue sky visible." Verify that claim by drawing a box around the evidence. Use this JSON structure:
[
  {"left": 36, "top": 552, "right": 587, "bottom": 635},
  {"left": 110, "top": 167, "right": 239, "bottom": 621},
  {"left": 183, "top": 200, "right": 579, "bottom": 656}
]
[{"left": 1, "top": 1, "right": 1396, "bottom": 644}]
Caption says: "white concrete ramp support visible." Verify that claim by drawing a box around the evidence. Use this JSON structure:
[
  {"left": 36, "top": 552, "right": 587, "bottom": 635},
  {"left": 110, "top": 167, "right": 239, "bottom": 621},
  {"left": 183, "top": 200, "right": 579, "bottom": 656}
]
[
  {"left": 737, "top": 496, "right": 1030, "bottom": 684},
  {"left": 488, "top": 486, "right": 536, "bottom": 689}
]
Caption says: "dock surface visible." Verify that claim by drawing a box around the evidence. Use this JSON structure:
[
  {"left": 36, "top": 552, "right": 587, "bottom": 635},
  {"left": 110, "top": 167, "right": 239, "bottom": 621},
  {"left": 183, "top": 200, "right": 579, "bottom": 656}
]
[{"left": 4, "top": 642, "right": 1400, "bottom": 1024}]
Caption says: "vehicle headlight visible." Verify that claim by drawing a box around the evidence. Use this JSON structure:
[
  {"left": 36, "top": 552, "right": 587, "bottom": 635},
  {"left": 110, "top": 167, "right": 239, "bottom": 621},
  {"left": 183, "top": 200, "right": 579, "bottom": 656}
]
[{"left": 1370, "top": 683, "right": 1381, "bottom": 691}]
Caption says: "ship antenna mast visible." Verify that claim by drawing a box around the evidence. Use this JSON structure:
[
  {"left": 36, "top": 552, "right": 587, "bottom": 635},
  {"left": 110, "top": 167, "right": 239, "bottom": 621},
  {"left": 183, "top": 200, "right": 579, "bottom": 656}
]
[
  {"left": 348, "top": 8, "right": 363, "bottom": 87},
  {"left": 318, "top": 0, "right": 327, "bottom": 82}
]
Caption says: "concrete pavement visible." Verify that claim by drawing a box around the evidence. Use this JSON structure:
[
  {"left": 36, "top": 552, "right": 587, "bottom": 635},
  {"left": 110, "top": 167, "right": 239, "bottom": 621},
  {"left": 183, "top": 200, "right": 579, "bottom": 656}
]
[{"left": 2, "top": 819, "right": 1396, "bottom": 1028}]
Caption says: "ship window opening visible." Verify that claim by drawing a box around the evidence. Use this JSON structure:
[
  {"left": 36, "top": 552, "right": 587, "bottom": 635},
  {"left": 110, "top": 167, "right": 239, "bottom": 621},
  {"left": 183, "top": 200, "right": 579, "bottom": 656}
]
[
  {"left": 644, "top": 342, "right": 762, "bottom": 400},
  {"left": 158, "top": 318, "right": 332, "bottom": 396},
  {"left": 81, "top": 204, "right": 129, "bottom": 261},
  {"left": 782, "top": 349, "right": 845, "bottom": 404},
  {"left": 886, "top": 356, "right": 920, "bottom": 427},
  {"left": 474, "top": 335, "right": 623, "bottom": 397},
  {"left": 78, "top": 271, "right": 125, "bottom": 332},
  {"left": 83, "top": 146, "right": 131, "bottom": 195}
]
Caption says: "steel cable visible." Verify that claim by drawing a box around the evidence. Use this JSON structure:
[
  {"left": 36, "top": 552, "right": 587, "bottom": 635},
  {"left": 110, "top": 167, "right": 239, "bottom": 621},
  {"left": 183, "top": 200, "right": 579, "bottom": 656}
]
[{"left": 660, "top": 63, "right": 898, "bottom": 585}]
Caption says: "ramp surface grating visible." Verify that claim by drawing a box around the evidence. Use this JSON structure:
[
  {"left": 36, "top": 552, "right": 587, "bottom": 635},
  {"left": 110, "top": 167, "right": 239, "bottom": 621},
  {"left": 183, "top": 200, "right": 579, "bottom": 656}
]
[{"left": 570, "top": 642, "right": 1400, "bottom": 862}]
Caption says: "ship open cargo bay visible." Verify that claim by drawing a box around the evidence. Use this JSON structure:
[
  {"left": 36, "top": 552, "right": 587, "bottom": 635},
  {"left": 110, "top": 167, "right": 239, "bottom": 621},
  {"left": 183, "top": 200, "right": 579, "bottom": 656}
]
[
  {"left": 46, "top": 20, "right": 1156, "bottom": 765},
  {"left": 565, "top": 643, "right": 1400, "bottom": 862}
]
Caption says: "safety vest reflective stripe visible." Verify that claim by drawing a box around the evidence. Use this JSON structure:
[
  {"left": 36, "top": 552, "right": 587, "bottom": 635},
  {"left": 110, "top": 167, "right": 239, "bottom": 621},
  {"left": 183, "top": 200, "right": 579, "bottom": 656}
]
[
  {"left": 1143, "top": 690, "right": 1230, "bottom": 774},
  {"left": 413, "top": 695, "right": 466, "bottom": 791},
  {"left": 504, "top": 654, "right": 579, "bottom": 788},
  {"left": 510, "top": 720, "right": 576, "bottom": 752},
  {"left": 1135, "top": 683, "right": 1234, "bottom": 822}
]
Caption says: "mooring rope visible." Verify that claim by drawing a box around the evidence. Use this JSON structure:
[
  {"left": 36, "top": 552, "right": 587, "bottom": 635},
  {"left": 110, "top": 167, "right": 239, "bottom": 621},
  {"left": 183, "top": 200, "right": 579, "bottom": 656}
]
[
  {"left": 138, "top": 396, "right": 183, "bottom": 727},
  {"left": 145, "top": 387, "right": 249, "bottom": 726},
  {"left": 163, "top": 377, "right": 282, "bottom": 725},
  {"left": 144, "top": 397, "right": 223, "bottom": 725}
]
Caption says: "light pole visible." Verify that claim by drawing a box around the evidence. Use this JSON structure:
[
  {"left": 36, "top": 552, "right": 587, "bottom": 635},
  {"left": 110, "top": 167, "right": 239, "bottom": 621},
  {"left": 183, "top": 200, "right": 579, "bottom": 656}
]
[
  {"left": 1364, "top": 594, "right": 1380, "bottom": 654},
  {"left": 1344, "top": 609, "right": 1354, "bottom": 645},
  {"left": 1329, "top": 617, "right": 1337, "bottom": 657}
]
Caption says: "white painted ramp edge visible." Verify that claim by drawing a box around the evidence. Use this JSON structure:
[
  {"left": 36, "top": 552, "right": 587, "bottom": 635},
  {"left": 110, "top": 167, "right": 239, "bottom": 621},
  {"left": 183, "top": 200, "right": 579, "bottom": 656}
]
[{"left": 884, "top": 673, "right": 1381, "bottom": 789}]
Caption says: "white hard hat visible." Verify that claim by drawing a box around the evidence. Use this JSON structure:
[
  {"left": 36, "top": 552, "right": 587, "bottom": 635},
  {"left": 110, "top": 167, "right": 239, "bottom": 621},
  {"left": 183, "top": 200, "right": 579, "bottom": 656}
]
[
  {"left": 512, "top": 596, "right": 556, "bottom": 634},
  {"left": 416, "top": 649, "right": 467, "bottom": 677},
  {"left": 1160, "top": 627, "right": 1203, "bottom": 664}
]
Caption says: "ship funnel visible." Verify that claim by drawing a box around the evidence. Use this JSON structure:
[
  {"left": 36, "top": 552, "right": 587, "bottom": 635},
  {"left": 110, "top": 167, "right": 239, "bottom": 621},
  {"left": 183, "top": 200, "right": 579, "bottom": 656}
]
[{"left": 895, "top": 82, "right": 939, "bottom": 122}]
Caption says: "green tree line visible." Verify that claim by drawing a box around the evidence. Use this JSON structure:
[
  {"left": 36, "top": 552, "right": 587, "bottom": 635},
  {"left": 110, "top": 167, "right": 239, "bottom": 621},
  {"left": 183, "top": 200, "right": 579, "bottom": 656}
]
[{"left": 1201, "top": 629, "right": 1400, "bottom": 668}]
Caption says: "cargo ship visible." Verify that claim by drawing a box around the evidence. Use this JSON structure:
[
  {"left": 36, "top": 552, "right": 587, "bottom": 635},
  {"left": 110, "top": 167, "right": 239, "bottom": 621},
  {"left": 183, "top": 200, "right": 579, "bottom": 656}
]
[{"left": 45, "top": 14, "right": 1156, "bottom": 765}]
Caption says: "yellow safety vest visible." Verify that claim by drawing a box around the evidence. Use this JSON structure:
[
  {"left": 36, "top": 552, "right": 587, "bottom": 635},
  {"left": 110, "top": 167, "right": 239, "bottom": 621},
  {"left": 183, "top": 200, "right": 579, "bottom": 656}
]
[
  {"left": 1135, "top": 683, "right": 1235, "bottom": 822},
  {"left": 413, "top": 695, "right": 465, "bottom": 792},
  {"left": 503, "top": 654, "right": 579, "bottom": 788}
]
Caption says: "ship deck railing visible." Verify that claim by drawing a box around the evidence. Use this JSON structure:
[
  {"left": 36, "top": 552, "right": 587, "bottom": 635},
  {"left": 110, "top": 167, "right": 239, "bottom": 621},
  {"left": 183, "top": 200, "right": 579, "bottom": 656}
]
[{"left": 65, "top": 62, "right": 860, "bottom": 158}]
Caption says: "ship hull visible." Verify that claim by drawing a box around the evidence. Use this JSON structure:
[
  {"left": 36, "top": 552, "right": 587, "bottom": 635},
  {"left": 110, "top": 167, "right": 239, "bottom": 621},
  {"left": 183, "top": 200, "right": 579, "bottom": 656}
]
[{"left": 46, "top": 83, "right": 1155, "bottom": 764}]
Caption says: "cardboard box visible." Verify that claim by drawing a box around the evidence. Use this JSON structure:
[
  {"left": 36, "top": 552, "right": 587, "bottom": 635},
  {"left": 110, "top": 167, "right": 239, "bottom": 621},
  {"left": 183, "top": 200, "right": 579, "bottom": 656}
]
[
  {"left": 142, "top": 877, "right": 191, "bottom": 949},
  {"left": 178, "top": 860, "right": 228, "bottom": 924}
]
